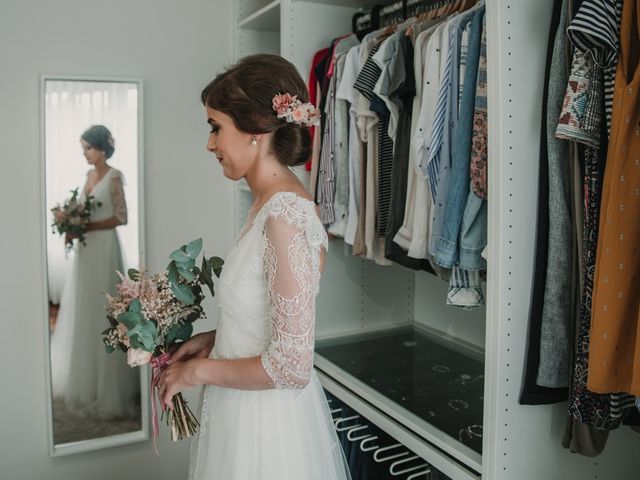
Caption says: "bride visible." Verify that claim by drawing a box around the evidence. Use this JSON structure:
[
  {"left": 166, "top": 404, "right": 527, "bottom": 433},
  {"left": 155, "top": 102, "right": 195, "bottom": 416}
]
[
  {"left": 157, "top": 55, "right": 351, "bottom": 479},
  {"left": 50, "top": 125, "right": 139, "bottom": 419}
]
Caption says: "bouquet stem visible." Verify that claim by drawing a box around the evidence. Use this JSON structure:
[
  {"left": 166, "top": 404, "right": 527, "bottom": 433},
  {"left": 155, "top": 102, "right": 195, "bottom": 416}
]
[{"left": 161, "top": 392, "right": 199, "bottom": 441}]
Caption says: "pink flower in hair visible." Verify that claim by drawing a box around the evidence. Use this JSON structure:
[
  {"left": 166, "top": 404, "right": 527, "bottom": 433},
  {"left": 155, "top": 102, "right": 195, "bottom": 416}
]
[
  {"left": 291, "top": 107, "right": 306, "bottom": 123},
  {"left": 272, "top": 93, "right": 296, "bottom": 116},
  {"left": 272, "top": 92, "right": 320, "bottom": 127}
]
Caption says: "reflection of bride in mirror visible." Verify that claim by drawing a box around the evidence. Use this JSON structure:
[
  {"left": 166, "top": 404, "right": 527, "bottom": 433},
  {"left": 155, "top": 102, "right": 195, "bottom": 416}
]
[{"left": 50, "top": 125, "right": 139, "bottom": 419}]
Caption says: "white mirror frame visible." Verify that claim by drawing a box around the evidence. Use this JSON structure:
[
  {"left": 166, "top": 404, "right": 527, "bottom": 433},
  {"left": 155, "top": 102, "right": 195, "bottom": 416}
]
[{"left": 39, "top": 74, "right": 149, "bottom": 457}]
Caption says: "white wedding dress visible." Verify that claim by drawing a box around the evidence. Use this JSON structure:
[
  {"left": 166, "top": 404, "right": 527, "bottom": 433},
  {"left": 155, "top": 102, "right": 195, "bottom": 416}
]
[
  {"left": 189, "top": 191, "right": 351, "bottom": 480},
  {"left": 50, "top": 168, "right": 139, "bottom": 419}
]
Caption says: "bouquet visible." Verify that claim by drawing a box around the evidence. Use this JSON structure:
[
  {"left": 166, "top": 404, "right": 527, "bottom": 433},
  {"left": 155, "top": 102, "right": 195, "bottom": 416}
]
[
  {"left": 51, "top": 188, "right": 101, "bottom": 251},
  {"left": 102, "top": 238, "right": 223, "bottom": 449}
]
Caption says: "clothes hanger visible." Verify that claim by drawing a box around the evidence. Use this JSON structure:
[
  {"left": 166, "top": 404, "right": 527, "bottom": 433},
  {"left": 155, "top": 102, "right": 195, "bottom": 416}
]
[
  {"left": 404, "top": 0, "right": 445, "bottom": 35},
  {"left": 352, "top": 12, "right": 368, "bottom": 35},
  {"left": 346, "top": 424, "right": 371, "bottom": 442},
  {"left": 353, "top": 4, "right": 383, "bottom": 41},
  {"left": 359, "top": 436, "right": 380, "bottom": 452},
  {"left": 334, "top": 414, "right": 362, "bottom": 431},
  {"left": 372, "top": 443, "right": 412, "bottom": 463},
  {"left": 406, "top": 470, "right": 432, "bottom": 480},
  {"left": 389, "top": 455, "right": 429, "bottom": 476}
]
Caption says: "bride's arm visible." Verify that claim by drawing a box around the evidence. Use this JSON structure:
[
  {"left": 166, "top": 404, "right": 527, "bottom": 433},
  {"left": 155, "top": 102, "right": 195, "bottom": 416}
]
[
  {"left": 159, "top": 211, "right": 324, "bottom": 406},
  {"left": 160, "top": 356, "right": 273, "bottom": 402},
  {"left": 86, "top": 216, "right": 125, "bottom": 231},
  {"left": 87, "top": 173, "right": 128, "bottom": 231}
]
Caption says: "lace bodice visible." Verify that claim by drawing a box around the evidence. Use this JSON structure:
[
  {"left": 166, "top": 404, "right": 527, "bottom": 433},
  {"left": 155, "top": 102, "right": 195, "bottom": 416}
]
[
  {"left": 213, "top": 192, "right": 328, "bottom": 389},
  {"left": 82, "top": 168, "right": 127, "bottom": 224}
]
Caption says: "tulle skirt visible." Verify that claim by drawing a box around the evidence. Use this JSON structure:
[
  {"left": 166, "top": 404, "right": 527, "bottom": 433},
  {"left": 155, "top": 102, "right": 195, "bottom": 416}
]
[
  {"left": 50, "top": 229, "right": 139, "bottom": 419},
  {"left": 189, "top": 371, "right": 351, "bottom": 480}
]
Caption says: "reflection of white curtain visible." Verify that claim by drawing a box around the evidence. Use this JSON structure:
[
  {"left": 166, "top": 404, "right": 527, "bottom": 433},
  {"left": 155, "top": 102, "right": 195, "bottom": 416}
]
[{"left": 46, "top": 80, "right": 139, "bottom": 304}]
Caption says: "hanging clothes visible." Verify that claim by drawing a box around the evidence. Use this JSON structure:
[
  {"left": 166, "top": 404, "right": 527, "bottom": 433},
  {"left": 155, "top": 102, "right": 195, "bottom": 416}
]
[
  {"left": 520, "top": 0, "right": 569, "bottom": 406},
  {"left": 535, "top": 0, "right": 573, "bottom": 390},
  {"left": 554, "top": 0, "right": 631, "bottom": 457},
  {"left": 308, "top": 0, "right": 489, "bottom": 305},
  {"left": 588, "top": 0, "right": 640, "bottom": 398},
  {"left": 329, "top": 36, "right": 361, "bottom": 238},
  {"left": 308, "top": 47, "right": 331, "bottom": 190},
  {"left": 384, "top": 32, "right": 435, "bottom": 272}
]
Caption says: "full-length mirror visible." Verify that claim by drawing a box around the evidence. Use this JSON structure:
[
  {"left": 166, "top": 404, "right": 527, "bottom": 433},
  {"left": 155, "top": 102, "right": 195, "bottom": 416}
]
[{"left": 42, "top": 77, "right": 148, "bottom": 455}]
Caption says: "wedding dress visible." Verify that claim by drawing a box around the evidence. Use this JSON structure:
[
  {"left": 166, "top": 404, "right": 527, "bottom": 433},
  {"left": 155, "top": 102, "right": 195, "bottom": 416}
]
[
  {"left": 189, "top": 191, "right": 351, "bottom": 480},
  {"left": 50, "top": 168, "right": 139, "bottom": 419}
]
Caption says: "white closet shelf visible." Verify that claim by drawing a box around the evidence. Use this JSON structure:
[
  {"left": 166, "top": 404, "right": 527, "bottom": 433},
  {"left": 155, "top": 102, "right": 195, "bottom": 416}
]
[
  {"left": 237, "top": 0, "right": 280, "bottom": 32},
  {"left": 315, "top": 324, "right": 483, "bottom": 476}
]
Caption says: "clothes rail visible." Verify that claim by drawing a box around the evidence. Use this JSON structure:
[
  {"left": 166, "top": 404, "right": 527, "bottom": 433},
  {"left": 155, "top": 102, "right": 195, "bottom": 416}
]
[
  {"left": 353, "top": 0, "right": 457, "bottom": 33},
  {"left": 330, "top": 404, "right": 437, "bottom": 479}
]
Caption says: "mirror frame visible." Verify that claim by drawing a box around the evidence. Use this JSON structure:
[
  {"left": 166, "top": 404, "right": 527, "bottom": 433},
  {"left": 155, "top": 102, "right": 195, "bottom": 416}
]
[{"left": 39, "top": 74, "right": 149, "bottom": 457}]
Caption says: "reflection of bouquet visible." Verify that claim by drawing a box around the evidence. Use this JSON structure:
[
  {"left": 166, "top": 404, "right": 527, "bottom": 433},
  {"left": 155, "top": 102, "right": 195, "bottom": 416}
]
[
  {"left": 102, "top": 238, "right": 223, "bottom": 447},
  {"left": 51, "top": 188, "right": 101, "bottom": 251}
]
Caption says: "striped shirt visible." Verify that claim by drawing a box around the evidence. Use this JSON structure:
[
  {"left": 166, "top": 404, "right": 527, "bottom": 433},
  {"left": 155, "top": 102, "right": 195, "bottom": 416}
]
[
  {"left": 317, "top": 73, "right": 337, "bottom": 225},
  {"left": 354, "top": 41, "right": 393, "bottom": 236},
  {"left": 567, "top": 0, "right": 623, "bottom": 133}
]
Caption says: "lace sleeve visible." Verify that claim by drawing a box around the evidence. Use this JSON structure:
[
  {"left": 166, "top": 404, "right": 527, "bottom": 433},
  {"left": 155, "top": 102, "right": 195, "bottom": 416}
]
[
  {"left": 260, "top": 209, "right": 325, "bottom": 390},
  {"left": 109, "top": 172, "right": 128, "bottom": 224}
]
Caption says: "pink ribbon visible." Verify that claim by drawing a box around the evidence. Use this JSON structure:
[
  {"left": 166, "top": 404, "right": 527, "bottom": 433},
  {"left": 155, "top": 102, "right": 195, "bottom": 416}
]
[{"left": 150, "top": 352, "right": 172, "bottom": 456}]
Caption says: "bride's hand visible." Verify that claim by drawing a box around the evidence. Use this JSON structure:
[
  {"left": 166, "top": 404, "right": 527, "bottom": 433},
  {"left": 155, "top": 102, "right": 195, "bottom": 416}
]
[
  {"left": 157, "top": 358, "right": 203, "bottom": 409},
  {"left": 169, "top": 330, "right": 216, "bottom": 363}
]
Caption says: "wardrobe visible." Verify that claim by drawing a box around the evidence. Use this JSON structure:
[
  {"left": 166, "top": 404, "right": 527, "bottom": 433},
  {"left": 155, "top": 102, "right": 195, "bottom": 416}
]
[{"left": 231, "top": 0, "right": 640, "bottom": 478}]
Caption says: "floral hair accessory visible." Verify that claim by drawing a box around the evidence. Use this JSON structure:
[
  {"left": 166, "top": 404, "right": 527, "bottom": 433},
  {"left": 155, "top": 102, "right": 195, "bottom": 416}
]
[{"left": 272, "top": 93, "right": 320, "bottom": 127}]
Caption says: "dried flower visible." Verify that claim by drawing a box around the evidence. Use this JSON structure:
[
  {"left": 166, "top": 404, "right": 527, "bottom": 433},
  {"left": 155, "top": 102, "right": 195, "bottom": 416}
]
[{"left": 127, "top": 348, "right": 153, "bottom": 367}]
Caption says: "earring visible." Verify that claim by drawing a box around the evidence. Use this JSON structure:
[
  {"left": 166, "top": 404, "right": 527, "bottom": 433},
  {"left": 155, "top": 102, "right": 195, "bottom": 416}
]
[{"left": 251, "top": 136, "right": 258, "bottom": 145}]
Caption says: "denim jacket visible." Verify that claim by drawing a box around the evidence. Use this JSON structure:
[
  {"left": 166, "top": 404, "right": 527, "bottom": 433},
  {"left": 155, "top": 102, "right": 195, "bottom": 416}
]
[{"left": 432, "top": 7, "right": 486, "bottom": 270}]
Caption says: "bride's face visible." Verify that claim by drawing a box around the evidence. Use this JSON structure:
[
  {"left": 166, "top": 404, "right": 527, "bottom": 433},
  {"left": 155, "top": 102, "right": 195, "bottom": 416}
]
[
  {"left": 80, "top": 139, "right": 106, "bottom": 166},
  {"left": 206, "top": 107, "right": 256, "bottom": 181}
]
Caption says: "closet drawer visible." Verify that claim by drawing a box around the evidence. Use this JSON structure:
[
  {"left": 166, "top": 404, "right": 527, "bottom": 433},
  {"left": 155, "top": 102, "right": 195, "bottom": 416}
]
[
  {"left": 326, "top": 389, "right": 455, "bottom": 480},
  {"left": 316, "top": 325, "right": 483, "bottom": 479}
]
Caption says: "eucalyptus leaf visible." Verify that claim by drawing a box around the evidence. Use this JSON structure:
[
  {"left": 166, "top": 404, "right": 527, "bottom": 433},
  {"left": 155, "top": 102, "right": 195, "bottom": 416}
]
[
  {"left": 175, "top": 322, "right": 193, "bottom": 342},
  {"left": 208, "top": 256, "right": 224, "bottom": 278},
  {"left": 186, "top": 238, "right": 203, "bottom": 259},
  {"left": 176, "top": 258, "right": 196, "bottom": 273},
  {"left": 167, "top": 261, "right": 179, "bottom": 285},
  {"left": 178, "top": 267, "right": 196, "bottom": 283},
  {"left": 165, "top": 323, "right": 180, "bottom": 344},
  {"left": 128, "top": 298, "right": 142, "bottom": 314},
  {"left": 129, "top": 336, "right": 142, "bottom": 349},
  {"left": 171, "top": 283, "right": 196, "bottom": 305},
  {"left": 127, "top": 268, "right": 140, "bottom": 280},
  {"left": 200, "top": 256, "right": 214, "bottom": 296},
  {"left": 127, "top": 324, "right": 143, "bottom": 336},
  {"left": 170, "top": 249, "right": 191, "bottom": 263},
  {"left": 118, "top": 311, "right": 142, "bottom": 329},
  {"left": 144, "top": 319, "right": 158, "bottom": 337},
  {"left": 142, "top": 335, "right": 155, "bottom": 351}
]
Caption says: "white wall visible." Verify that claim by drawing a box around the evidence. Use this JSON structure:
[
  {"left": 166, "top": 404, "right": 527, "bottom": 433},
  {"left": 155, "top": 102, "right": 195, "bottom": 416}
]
[{"left": 0, "top": 1, "right": 233, "bottom": 479}]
